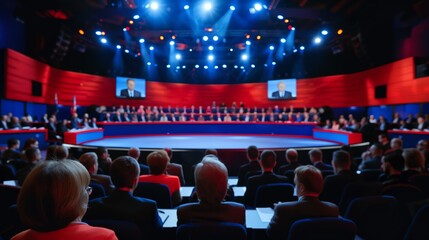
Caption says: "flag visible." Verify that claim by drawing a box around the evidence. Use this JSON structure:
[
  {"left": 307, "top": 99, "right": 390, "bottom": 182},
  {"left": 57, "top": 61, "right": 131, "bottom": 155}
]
[{"left": 71, "top": 96, "right": 77, "bottom": 115}]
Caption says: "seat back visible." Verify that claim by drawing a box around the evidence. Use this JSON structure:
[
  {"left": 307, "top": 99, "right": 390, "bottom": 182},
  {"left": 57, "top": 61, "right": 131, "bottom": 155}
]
[
  {"left": 88, "top": 181, "right": 106, "bottom": 200},
  {"left": 338, "top": 181, "right": 382, "bottom": 215},
  {"left": 254, "top": 183, "right": 295, "bottom": 208},
  {"left": 177, "top": 222, "right": 247, "bottom": 240},
  {"left": 344, "top": 195, "right": 397, "bottom": 240},
  {"left": 134, "top": 182, "right": 172, "bottom": 208},
  {"left": 382, "top": 184, "right": 425, "bottom": 203},
  {"left": 0, "top": 164, "right": 16, "bottom": 182},
  {"left": 0, "top": 184, "right": 20, "bottom": 212},
  {"left": 85, "top": 219, "right": 142, "bottom": 240},
  {"left": 288, "top": 217, "right": 356, "bottom": 240},
  {"left": 359, "top": 169, "right": 383, "bottom": 182},
  {"left": 409, "top": 174, "right": 429, "bottom": 198},
  {"left": 404, "top": 204, "right": 429, "bottom": 240}
]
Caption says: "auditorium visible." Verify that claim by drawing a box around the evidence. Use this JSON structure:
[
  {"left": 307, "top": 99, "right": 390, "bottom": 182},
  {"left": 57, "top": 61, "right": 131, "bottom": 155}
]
[{"left": 1, "top": 0, "right": 429, "bottom": 239}]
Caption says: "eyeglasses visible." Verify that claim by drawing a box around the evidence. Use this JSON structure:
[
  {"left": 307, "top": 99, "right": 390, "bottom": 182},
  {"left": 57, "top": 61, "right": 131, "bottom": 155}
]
[{"left": 86, "top": 186, "right": 93, "bottom": 195}]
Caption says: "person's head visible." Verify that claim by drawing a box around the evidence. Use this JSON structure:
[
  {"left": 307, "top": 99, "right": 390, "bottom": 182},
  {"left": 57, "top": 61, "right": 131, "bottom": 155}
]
[
  {"left": 45, "top": 145, "right": 58, "bottom": 161},
  {"left": 247, "top": 145, "right": 259, "bottom": 161},
  {"left": 110, "top": 156, "right": 140, "bottom": 189},
  {"left": 79, "top": 152, "right": 98, "bottom": 175},
  {"left": 97, "top": 147, "right": 109, "bottom": 160},
  {"left": 369, "top": 143, "right": 384, "bottom": 157},
  {"left": 164, "top": 148, "right": 173, "bottom": 160},
  {"left": 25, "top": 147, "right": 41, "bottom": 164},
  {"left": 7, "top": 138, "right": 20, "bottom": 149},
  {"left": 417, "top": 139, "right": 429, "bottom": 151},
  {"left": 331, "top": 150, "right": 351, "bottom": 174},
  {"left": 126, "top": 79, "right": 136, "bottom": 90},
  {"left": 381, "top": 152, "right": 405, "bottom": 174},
  {"left": 194, "top": 155, "right": 228, "bottom": 206},
  {"left": 54, "top": 145, "right": 69, "bottom": 160},
  {"left": 390, "top": 138, "right": 403, "bottom": 149},
  {"left": 277, "top": 81, "right": 286, "bottom": 92},
  {"left": 294, "top": 165, "right": 323, "bottom": 197},
  {"left": 205, "top": 149, "right": 218, "bottom": 157},
  {"left": 309, "top": 148, "right": 323, "bottom": 164},
  {"left": 286, "top": 149, "right": 298, "bottom": 163},
  {"left": 260, "top": 150, "right": 277, "bottom": 171},
  {"left": 17, "top": 160, "right": 90, "bottom": 232},
  {"left": 378, "top": 133, "right": 389, "bottom": 144},
  {"left": 146, "top": 150, "right": 169, "bottom": 175},
  {"left": 128, "top": 147, "right": 140, "bottom": 160},
  {"left": 402, "top": 148, "right": 425, "bottom": 171},
  {"left": 23, "top": 138, "right": 38, "bottom": 150},
  {"left": 418, "top": 117, "right": 424, "bottom": 124}
]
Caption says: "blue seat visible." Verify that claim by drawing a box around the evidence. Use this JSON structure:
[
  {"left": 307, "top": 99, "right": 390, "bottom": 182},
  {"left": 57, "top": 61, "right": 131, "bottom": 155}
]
[
  {"left": 89, "top": 181, "right": 106, "bottom": 200},
  {"left": 344, "top": 195, "right": 397, "bottom": 240},
  {"left": 287, "top": 217, "right": 356, "bottom": 240},
  {"left": 134, "top": 182, "right": 172, "bottom": 208},
  {"left": 338, "top": 181, "right": 382, "bottom": 215},
  {"left": 254, "top": 183, "right": 296, "bottom": 208},
  {"left": 85, "top": 219, "right": 142, "bottom": 240},
  {"left": 404, "top": 204, "right": 429, "bottom": 240},
  {"left": 176, "top": 222, "right": 247, "bottom": 240},
  {"left": 0, "top": 164, "right": 16, "bottom": 183}
]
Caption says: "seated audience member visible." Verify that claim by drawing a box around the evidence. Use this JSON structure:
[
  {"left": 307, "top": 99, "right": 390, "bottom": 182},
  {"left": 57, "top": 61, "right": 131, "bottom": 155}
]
[
  {"left": 177, "top": 155, "right": 245, "bottom": 225},
  {"left": 85, "top": 156, "right": 162, "bottom": 239},
  {"left": 1, "top": 138, "right": 21, "bottom": 164},
  {"left": 79, "top": 152, "right": 114, "bottom": 194},
  {"left": 415, "top": 116, "right": 429, "bottom": 131},
  {"left": 401, "top": 148, "right": 426, "bottom": 180},
  {"left": 385, "top": 137, "right": 403, "bottom": 155},
  {"left": 12, "top": 160, "right": 117, "bottom": 240},
  {"left": 0, "top": 115, "right": 9, "bottom": 129},
  {"left": 267, "top": 165, "right": 339, "bottom": 239},
  {"left": 54, "top": 145, "right": 69, "bottom": 160},
  {"left": 378, "top": 152, "right": 406, "bottom": 186},
  {"left": 164, "top": 148, "right": 186, "bottom": 186},
  {"left": 244, "top": 150, "right": 289, "bottom": 207},
  {"left": 358, "top": 143, "right": 383, "bottom": 170},
  {"left": 277, "top": 149, "right": 301, "bottom": 175},
  {"left": 237, "top": 145, "right": 260, "bottom": 186},
  {"left": 128, "top": 147, "right": 149, "bottom": 175},
  {"left": 97, "top": 147, "right": 112, "bottom": 175},
  {"left": 378, "top": 133, "right": 391, "bottom": 153},
  {"left": 319, "top": 150, "right": 361, "bottom": 205},
  {"left": 309, "top": 148, "right": 333, "bottom": 171},
  {"left": 205, "top": 148, "right": 218, "bottom": 157},
  {"left": 45, "top": 145, "right": 58, "bottom": 161},
  {"left": 417, "top": 139, "right": 429, "bottom": 169},
  {"left": 139, "top": 150, "right": 182, "bottom": 205},
  {"left": 16, "top": 147, "right": 41, "bottom": 186}
]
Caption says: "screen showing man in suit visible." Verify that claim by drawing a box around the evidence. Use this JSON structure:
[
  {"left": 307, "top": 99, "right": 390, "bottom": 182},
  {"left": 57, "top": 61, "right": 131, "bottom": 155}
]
[
  {"left": 116, "top": 77, "right": 146, "bottom": 98},
  {"left": 268, "top": 79, "right": 297, "bottom": 100}
]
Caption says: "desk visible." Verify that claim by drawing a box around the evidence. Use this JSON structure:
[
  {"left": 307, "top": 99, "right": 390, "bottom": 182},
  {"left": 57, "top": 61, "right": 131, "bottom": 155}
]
[
  {"left": 0, "top": 129, "right": 47, "bottom": 149},
  {"left": 63, "top": 128, "right": 104, "bottom": 144},
  {"left": 388, "top": 130, "right": 429, "bottom": 148},
  {"left": 313, "top": 128, "right": 362, "bottom": 145}
]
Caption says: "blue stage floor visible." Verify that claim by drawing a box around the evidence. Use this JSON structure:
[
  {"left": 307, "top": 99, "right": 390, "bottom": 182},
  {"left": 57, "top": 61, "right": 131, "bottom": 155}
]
[{"left": 82, "top": 135, "right": 338, "bottom": 150}]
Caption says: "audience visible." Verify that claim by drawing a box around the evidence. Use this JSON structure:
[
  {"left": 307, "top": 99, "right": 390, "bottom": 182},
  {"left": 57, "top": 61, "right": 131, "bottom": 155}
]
[
  {"left": 177, "top": 155, "right": 245, "bottom": 225},
  {"left": 78, "top": 152, "right": 115, "bottom": 194},
  {"left": 128, "top": 147, "right": 150, "bottom": 175},
  {"left": 379, "top": 152, "right": 406, "bottom": 186},
  {"left": 358, "top": 143, "right": 383, "bottom": 170},
  {"left": 54, "top": 145, "right": 69, "bottom": 160},
  {"left": 244, "top": 150, "right": 289, "bottom": 207},
  {"left": 16, "top": 147, "right": 41, "bottom": 186},
  {"left": 385, "top": 137, "right": 403, "bottom": 154},
  {"left": 378, "top": 133, "right": 391, "bottom": 153},
  {"left": 12, "top": 160, "right": 117, "bottom": 240},
  {"left": 97, "top": 147, "right": 112, "bottom": 175},
  {"left": 139, "top": 150, "right": 182, "bottom": 205},
  {"left": 1, "top": 138, "right": 21, "bottom": 164},
  {"left": 237, "top": 145, "right": 260, "bottom": 186},
  {"left": 44, "top": 145, "right": 58, "bottom": 161},
  {"left": 401, "top": 148, "right": 425, "bottom": 180},
  {"left": 164, "top": 148, "right": 186, "bottom": 186},
  {"left": 85, "top": 156, "right": 162, "bottom": 240},
  {"left": 309, "top": 148, "right": 333, "bottom": 171},
  {"left": 277, "top": 148, "right": 301, "bottom": 175},
  {"left": 267, "top": 165, "right": 339, "bottom": 239},
  {"left": 417, "top": 139, "right": 429, "bottom": 169}
]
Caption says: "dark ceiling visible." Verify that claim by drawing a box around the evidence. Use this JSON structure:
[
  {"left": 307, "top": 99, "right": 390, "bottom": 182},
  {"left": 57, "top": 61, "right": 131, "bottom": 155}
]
[{"left": 12, "top": 0, "right": 429, "bottom": 83}]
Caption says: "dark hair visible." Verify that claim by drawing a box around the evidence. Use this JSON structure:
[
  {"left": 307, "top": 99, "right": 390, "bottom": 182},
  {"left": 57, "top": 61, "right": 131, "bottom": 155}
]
[
  {"left": 7, "top": 138, "right": 19, "bottom": 148},
  {"left": 260, "top": 150, "right": 277, "bottom": 168},
  {"left": 23, "top": 138, "right": 37, "bottom": 150},
  {"left": 247, "top": 145, "right": 259, "bottom": 159},
  {"left": 25, "top": 147, "right": 40, "bottom": 163},
  {"left": 383, "top": 152, "right": 404, "bottom": 171},
  {"left": 146, "top": 150, "right": 169, "bottom": 175},
  {"left": 332, "top": 150, "right": 350, "bottom": 168},
  {"left": 205, "top": 149, "right": 218, "bottom": 156},
  {"left": 97, "top": 147, "right": 108, "bottom": 158},
  {"left": 110, "top": 156, "right": 140, "bottom": 188}
]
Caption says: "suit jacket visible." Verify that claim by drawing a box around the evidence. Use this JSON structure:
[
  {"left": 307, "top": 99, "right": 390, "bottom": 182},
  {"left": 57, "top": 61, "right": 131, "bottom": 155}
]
[
  {"left": 313, "top": 161, "right": 333, "bottom": 171},
  {"left": 177, "top": 201, "right": 245, "bottom": 226},
  {"left": 120, "top": 89, "right": 142, "bottom": 98},
  {"left": 85, "top": 190, "right": 162, "bottom": 240},
  {"left": 237, "top": 161, "right": 261, "bottom": 186},
  {"left": 244, "top": 172, "right": 289, "bottom": 206},
  {"left": 91, "top": 174, "right": 115, "bottom": 194},
  {"left": 1, "top": 149, "right": 21, "bottom": 164},
  {"left": 0, "top": 121, "right": 9, "bottom": 130},
  {"left": 267, "top": 196, "right": 339, "bottom": 240},
  {"left": 271, "top": 91, "right": 293, "bottom": 99},
  {"left": 166, "top": 163, "right": 186, "bottom": 186},
  {"left": 359, "top": 156, "right": 382, "bottom": 170},
  {"left": 277, "top": 162, "right": 301, "bottom": 175},
  {"left": 319, "top": 170, "right": 362, "bottom": 205}
]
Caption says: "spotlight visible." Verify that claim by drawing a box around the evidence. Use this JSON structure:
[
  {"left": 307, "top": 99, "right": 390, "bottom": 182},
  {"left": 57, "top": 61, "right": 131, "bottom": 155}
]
[
  {"left": 169, "top": 41, "right": 175, "bottom": 46},
  {"left": 175, "top": 54, "right": 181, "bottom": 60},
  {"left": 95, "top": 31, "right": 102, "bottom": 36},
  {"left": 245, "top": 40, "right": 251, "bottom": 46},
  {"left": 147, "top": 62, "right": 151, "bottom": 66},
  {"left": 133, "top": 15, "right": 140, "bottom": 20},
  {"left": 203, "top": 2, "right": 213, "bottom": 11},
  {"left": 160, "top": 35, "right": 165, "bottom": 41},
  {"left": 100, "top": 38, "right": 107, "bottom": 44},
  {"left": 337, "top": 29, "right": 343, "bottom": 35},
  {"left": 203, "top": 36, "right": 209, "bottom": 41},
  {"left": 167, "top": 64, "right": 171, "bottom": 68},
  {"left": 149, "top": 46, "right": 154, "bottom": 51},
  {"left": 184, "top": 5, "right": 190, "bottom": 10},
  {"left": 256, "top": 35, "right": 262, "bottom": 40},
  {"left": 269, "top": 45, "right": 275, "bottom": 50},
  {"left": 293, "top": 49, "right": 298, "bottom": 53},
  {"left": 254, "top": 3, "right": 263, "bottom": 11},
  {"left": 280, "top": 38, "right": 286, "bottom": 43},
  {"left": 139, "top": 38, "right": 145, "bottom": 43},
  {"left": 314, "top": 37, "right": 322, "bottom": 44},
  {"left": 321, "top": 30, "right": 328, "bottom": 35},
  {"left": 234, "top": 65, "right": 238, "bottom": 69},
  {"left": 116, "top": 45, "right": 121, "bottom": 49},
  {"left": 182, "top": 65, "right": 186, "bottom": 69},
  {"left": 208, "top": 46, "right": 214, "bottom": 51},
  {"left": 292, "top": 27, "right": 296, "bottom": 31},
  {"left": 213, "top": 35, "right": 219, "bottom": 41},
  {"left": 277, "top": 15, "right": 284, "bottom": 20},
  {"left": 300, "top": 46, "right": 305, "bottom": 50},
  {"left": 208, "top": 54, "right": 214, "bottom": 61},
  {"left": 176, "top": 66, "right": 180, "bottom": 69},
  {"left": 222, "top": 64, "right": 227, "bottom": 68},
  {"left": 129, "top": 20, "right": 134, "bottom": 24},
  {"left": 214, "top": 66, "right": 219, "bottom": 69},
  {"left": 195, "top": 65, "right": 200, "bottom": 68},
  {"left": 189, "top": 49, "right": 193, "bottom": 52},
  {"left": 123, "top": 27, "right": 128, "bottom": 32},
  {"left": 204, "top": 65, "right": 209, "bottom": 69},
  {"left": 230, "top": 48, "right": 234, "bottom": 52},
  {"left": 78, "top": 29, "right": 85, "bottom": 35},
  {"left": 230, "top": 5, "right": 236, "bottom": 11},
  {"left": 241, "top": 54, "right": 248, "bottom": 61},
  {"left": 240, "top": 66, "right": 245, "bottom": 69},
  {"left": 251, "top": 64, "right": 256, "bottom": 68},
  {"left": 124, "top": 49, "right": 130, "bottom": 53},
  {"left": 272, "top": 61, "right": 276, "bottom": 65},
  {"left": 150, "top": 2, "right": 159, "bottom": 10}
]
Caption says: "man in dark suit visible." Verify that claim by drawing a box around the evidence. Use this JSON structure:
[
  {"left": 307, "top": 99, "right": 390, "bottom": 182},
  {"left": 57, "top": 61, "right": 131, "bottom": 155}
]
[
  {"left": 164, "top": 148, "right": 186, "bottom": 185},
  {"left": 237, "top": 145, "right": 261, "bottom": 186},
  {"left": 271, "top": 81, "right": 293, "bottom": 99},
  {"left": 277, "top": 148, "right": 301, "bottom": 175},
  {"left": 244, "top": 150, "right": 289, "bottom": 207},
  {"left": 267, "top": 165, "right": 339, "bottom": 240},
  {"left": 79, "top": 152, "right": 115, "bottom": 194},
  {"left": 120, "top": 79, "right": 141, "bottom": 98},
  {"left": 358, "top": 143, "right": 383, "bottom": 170},
  {"left": 319, "top": 150, "right": 362, "bottom": 205},
  {"left": 309, "top": 148, "right": 333, "bottom": 171},
  {"left": 1, "top": 138, "right": 21, "bottom": 164},
  {"left": 128, "top": 147, "right": 149, "bottom": 175},
  {"left": 85, "top": 156, "right": 162, "bottom": 240},
  {"left": 177, "top": 155, "right": 245, "bottom": 225},
  {"left": 0, "top": 115, "right": 9, "bottom": 130}
]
